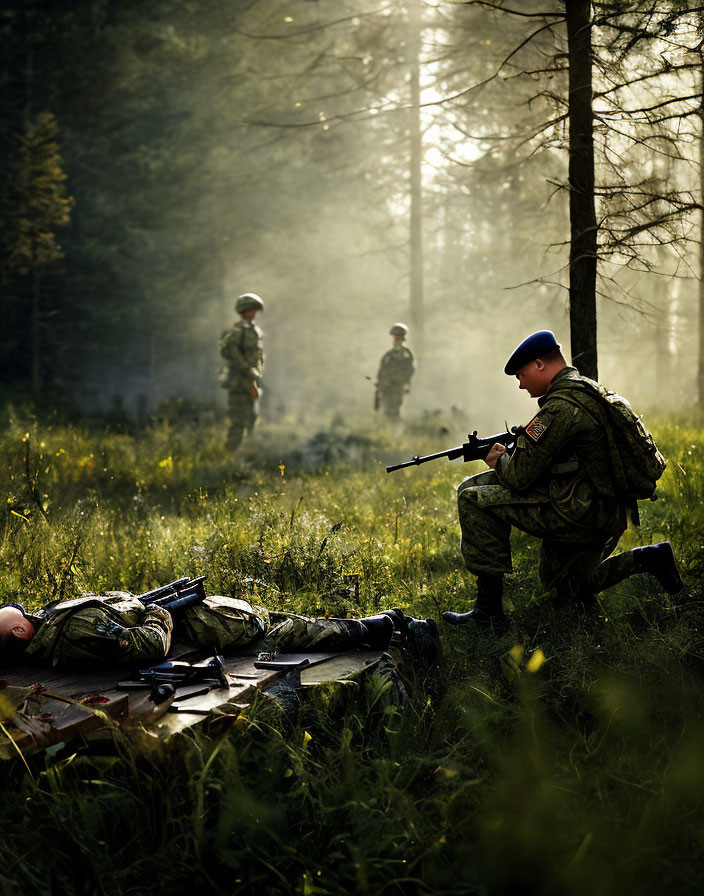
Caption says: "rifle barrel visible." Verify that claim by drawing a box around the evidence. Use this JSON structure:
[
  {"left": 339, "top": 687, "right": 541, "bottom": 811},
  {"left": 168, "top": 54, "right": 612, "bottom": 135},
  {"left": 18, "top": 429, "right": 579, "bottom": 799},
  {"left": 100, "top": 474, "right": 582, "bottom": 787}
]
[
  {"left": 386, "top": 428, "right": 519, "bottom": 474},
  {"left": 157, "top": 590, "right": 206, "bottom": 611},
  {"left": 138, "top": 575, "right": 206, "bottom": 606},
  {"left": 386, "top": 445, "right": 466, "bottom": 473},
  {"left": 137, "top": 577, "right": 191, "bottom": 604}
]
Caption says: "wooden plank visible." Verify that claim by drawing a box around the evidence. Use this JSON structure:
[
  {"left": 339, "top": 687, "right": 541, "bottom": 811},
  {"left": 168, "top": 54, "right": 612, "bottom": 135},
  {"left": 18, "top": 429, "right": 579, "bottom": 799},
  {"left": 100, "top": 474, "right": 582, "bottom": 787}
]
[
  {"left": 6, "top": 692, "right": 131, "bottom": 754},
  {"left": 146, "top": 655, "right": 282, "bottom": 737},
  {"left": 0, "top": 650, "right": 387, "bottom": 748},
  {"left": 151, "top": 652, "right": 380, "bottom": 737},
  {"left": 300, "top": 650, "right": 384, "bottom": 685},
  {"left": 1, "top": 664, "right": 132, "bottom": 694}
]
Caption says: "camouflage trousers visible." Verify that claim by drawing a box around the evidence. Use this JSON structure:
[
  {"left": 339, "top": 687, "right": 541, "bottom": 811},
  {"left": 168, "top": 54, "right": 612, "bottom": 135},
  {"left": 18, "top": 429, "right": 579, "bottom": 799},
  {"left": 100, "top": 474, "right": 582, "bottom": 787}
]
[
  {"left": 226, "top": 388, "right": 257, "bottom": 451},
  {"left": 458, "top": 470, "right": 632, "bottom": 600},
  {"left": 260, "top": 613, "right": 407, "bottom": 715},
  {"left": 378, "top": 388, "right": 405, "bottom": 420},
  {"left": 267, "top": 613, "right": 372, "bottom": 653}
]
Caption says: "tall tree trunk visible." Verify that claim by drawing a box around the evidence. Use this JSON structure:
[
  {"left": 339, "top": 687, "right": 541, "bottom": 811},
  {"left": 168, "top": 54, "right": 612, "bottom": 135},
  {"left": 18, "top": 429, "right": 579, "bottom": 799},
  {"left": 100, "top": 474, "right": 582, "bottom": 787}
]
[
  {"left": 30, "top": 245, "right": 41, "bottom": 396},
  {"left": 698, "top": 46, "right": 704, "bottom": 411},
  {"left": 654, "top": 303, "right": 671, "bottom": 410},
  {"left": 408, "top": 1, "right": 424, "bottom": 356},
  {"left": 653, "top": 245, "right": 675, "bottom": 410},
  {"left": 25, "top": 2, "right": 39, "bottom": 396},
  {"left": 565, "top": 0, "right": 597, "bottom": 378}
]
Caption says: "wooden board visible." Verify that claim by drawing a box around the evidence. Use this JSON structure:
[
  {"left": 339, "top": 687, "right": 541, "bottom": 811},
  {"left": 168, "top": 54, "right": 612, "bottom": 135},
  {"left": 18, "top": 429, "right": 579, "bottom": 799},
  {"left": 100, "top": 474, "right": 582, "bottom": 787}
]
[
  {"left": 2, "top": 692, "right": 131, "bottom": 756},
  {"left": 154, "top": 651, "right": 385, "bottom": 736},
  {"left": 300, "top": 650, "right": 384, "bottom": 685},
  {"left": 0, "top": 649, "right": 387, "bottom": 750}
]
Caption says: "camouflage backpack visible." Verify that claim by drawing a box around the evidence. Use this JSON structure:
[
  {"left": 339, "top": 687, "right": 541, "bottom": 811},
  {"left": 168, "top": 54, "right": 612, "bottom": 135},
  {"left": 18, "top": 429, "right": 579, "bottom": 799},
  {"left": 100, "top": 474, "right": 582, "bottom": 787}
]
[
  {"left": 179, "top": 596, "right": 267, "bottom": 653},
  {"left": 560, "top": 378, "right": 667, "bottom": 500}
]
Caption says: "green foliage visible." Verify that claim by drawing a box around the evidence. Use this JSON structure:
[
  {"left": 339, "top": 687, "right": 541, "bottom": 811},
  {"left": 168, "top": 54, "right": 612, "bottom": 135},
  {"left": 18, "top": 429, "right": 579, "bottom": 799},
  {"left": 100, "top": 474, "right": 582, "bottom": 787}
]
[
  {"left": 0, "top": 415, "right": 702, "bottom": 894},
  {"left": 3, "top": 111, "right": 74, "bottom": 278}
]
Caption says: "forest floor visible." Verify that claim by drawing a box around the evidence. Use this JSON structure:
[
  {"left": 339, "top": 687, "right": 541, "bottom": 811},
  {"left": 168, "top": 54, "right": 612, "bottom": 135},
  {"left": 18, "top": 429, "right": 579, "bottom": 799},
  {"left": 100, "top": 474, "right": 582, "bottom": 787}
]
[{"left": 0, "top": 410, "right": 702, "bottom": 896}]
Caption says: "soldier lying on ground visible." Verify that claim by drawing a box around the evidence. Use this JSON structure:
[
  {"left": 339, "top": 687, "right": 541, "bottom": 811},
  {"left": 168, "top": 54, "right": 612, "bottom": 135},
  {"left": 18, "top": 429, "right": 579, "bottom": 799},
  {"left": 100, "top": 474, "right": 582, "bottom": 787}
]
[{"left": 0, "top": 592, "right": 440, "bottom": 672}]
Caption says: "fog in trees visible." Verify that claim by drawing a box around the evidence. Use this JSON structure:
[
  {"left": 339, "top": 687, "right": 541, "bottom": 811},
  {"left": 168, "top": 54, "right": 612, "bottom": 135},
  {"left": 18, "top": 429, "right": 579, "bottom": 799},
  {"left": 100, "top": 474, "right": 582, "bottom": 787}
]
[{"left": 1, "top": 0, "right": 702, "bottom": 435}]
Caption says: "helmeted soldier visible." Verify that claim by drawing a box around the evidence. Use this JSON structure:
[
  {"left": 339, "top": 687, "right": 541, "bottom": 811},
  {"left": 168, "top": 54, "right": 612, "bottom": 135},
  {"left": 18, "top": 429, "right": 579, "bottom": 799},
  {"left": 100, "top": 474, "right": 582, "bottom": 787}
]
[
  {"left": 443, "top": 330, "right": 683, "bottom": 630},
  {"left": 220, "top": 293, "right": 265, "bottom": 451},
  {"left": 375, "top": 323, "right": 415, "bottom": 420}
]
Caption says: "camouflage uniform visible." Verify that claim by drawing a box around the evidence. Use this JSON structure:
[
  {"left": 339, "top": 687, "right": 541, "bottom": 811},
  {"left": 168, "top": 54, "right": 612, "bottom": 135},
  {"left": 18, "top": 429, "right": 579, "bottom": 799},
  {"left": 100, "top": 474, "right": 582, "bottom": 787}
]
[
  {"left": 20, "top": 595, "right": 416, "bottom": 710},
  {"left": 25, "top": 594, "right": 172, "bottom": 670},
  {"left": 180, "top": 599, "right": 385, "bottom": 656},
  {"left": 220, "top": 317, "right": 264, "bottom": 451},
  {"left": 458, "top": 366, "right": 638, "bottom": 600},
  {"left": 376, "top": 344, "right": 414, "bottom": 419},
  {"left": 20, "top": 595, "right": 375, "bottom": 670},
  {"left": 265, "top": 613, "right": 408, "bottom": 709},
  {"left": 180, "top": 600, "right": 408, "bottom": 709}
]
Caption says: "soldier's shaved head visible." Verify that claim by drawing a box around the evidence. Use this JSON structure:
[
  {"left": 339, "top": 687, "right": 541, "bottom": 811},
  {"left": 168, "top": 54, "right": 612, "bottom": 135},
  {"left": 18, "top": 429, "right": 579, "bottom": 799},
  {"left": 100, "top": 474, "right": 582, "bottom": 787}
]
[
  {"left": 516, "top": 352, "right": 567, "bottom": 398},
  {"left": 0, "top": 606, "right": 35, "bottom": 642},
  {"left": 0, "top": 607, "right": 36, "bottom": 665}
]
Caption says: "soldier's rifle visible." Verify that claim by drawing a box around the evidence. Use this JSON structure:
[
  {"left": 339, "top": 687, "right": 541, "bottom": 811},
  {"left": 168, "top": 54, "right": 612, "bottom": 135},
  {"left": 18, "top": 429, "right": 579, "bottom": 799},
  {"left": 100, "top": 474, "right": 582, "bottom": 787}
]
[
  {"left": 386, "top": 428, "right": 522, "bottom": 473},
  {"left": 365, "top": 374, "right": 380, "bottom": 411},
  {"left": 117, "top": 655, "right": 229, "bottom": 702},
  {"left": 136, "top": 575, "right": 207, "bottom": 613}
]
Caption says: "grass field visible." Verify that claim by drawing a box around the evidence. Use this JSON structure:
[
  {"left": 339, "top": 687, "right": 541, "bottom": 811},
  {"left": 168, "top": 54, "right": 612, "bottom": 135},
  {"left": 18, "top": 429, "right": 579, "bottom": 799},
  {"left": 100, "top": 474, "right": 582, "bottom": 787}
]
[{"left": 0, "top": 411, "right": 702, "bottom": 895}]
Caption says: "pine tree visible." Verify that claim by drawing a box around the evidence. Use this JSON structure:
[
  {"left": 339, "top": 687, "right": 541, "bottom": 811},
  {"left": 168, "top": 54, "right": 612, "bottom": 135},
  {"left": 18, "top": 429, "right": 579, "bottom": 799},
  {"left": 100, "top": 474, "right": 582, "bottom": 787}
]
[{"left": 3, "top": 110, "right": 74, "bottom": 394}]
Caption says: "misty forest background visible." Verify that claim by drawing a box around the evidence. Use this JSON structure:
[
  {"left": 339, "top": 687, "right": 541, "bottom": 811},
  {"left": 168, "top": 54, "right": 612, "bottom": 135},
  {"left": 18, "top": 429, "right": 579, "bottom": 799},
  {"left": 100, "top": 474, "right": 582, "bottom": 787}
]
[
  {"left": 3, "top": 0, "right": 704, "bottom": 426},
  {"left": 3, "top": 3, "right": 704, "bottom": 896}
]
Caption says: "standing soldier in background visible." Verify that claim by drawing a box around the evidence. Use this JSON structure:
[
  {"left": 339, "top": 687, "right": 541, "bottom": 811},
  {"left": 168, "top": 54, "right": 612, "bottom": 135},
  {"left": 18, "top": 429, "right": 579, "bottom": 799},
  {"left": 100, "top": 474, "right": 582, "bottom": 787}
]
[
  {"left": 375, "top": 323, "right": 415, "bottom": 420},
  {"left": 220, "top": 293, "right": 264, "bottom": 452}
]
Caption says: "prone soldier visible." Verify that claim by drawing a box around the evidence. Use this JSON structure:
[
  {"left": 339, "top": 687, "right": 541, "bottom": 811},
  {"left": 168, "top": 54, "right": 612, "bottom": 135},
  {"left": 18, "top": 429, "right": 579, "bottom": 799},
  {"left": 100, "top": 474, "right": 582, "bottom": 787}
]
[
  {"left": 220, "top": 293, "right": 265, "bottom": 452},
  {"left": 0, "top": 592, "right": 440, "bottom": 671}
]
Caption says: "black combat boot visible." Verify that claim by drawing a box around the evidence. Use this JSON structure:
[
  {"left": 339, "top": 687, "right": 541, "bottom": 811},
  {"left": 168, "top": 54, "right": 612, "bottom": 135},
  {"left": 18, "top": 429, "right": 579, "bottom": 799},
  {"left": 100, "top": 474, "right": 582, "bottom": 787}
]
[
  {"left": 631, "top": 542, "right": 683, "bottom": 594},
  {"left": 358, "top": 614, "right": 395, "bottom": 650},
  {"left": 378, "top": 608, "right": 442, "bottom": 666},
  {"left": 443, "top": 573, "right": 507, "bottom": 630}
]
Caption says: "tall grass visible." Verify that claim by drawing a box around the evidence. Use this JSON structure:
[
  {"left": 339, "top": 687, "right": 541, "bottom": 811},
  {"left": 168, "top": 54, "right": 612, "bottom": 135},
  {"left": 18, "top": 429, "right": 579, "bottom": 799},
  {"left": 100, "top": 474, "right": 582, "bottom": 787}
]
[{"left": 0, "top": 413, "right": 702, "bottom": 895}]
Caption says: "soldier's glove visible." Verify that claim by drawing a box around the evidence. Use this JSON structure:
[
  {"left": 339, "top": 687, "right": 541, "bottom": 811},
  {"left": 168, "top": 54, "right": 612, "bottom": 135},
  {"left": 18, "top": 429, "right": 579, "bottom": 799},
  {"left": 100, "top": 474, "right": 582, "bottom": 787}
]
[
  {"left": 248, "top": 384, "right": 259, "bottom": 400},
  {"left": 94, "top": 619, "right": 132, "bottom": 653},
  {"left": 94, "top": 619, "right": 128, "bottom": 638}
]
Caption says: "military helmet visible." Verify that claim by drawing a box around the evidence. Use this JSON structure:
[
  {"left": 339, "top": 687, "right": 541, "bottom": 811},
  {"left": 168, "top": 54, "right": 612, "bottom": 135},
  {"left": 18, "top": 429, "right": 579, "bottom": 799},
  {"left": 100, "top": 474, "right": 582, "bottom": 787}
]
[
  {"left": 235, "top": 293, "right": 264, "bottom": 314},
  {"left": 389, "top": 322, "right": 408, "bottom": 337}
]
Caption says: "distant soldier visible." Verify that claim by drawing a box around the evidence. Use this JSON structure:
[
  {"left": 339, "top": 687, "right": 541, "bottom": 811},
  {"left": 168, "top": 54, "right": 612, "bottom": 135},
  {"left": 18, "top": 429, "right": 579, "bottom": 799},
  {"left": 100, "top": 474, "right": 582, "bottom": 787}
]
[
  {"left": 220, "top": 293, "right": 265, "bottom": 451},
  {"left": 375, "top": 323, "right": 415, "bottom": 420}
]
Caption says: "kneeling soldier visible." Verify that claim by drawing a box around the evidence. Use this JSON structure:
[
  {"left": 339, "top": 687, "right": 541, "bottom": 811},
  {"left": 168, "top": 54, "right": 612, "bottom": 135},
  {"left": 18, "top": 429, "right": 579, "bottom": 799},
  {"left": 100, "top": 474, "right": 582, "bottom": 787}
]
[{"left": 443, "top": 330, "right": 683, "bottom": 630}]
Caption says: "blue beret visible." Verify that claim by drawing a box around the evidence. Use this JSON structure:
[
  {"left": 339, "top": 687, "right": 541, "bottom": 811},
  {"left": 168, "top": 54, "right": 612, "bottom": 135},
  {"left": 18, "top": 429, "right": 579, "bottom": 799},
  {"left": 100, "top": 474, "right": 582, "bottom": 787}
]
[{"left": 504, "top": 330, "right": 561, "bottom": 375}]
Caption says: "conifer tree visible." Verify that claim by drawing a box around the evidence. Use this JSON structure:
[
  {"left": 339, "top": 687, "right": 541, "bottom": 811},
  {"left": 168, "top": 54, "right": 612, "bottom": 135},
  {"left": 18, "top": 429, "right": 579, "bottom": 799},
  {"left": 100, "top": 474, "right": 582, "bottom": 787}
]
[{"left": 3, "top": 111, "right": 73, "bottom": 394}]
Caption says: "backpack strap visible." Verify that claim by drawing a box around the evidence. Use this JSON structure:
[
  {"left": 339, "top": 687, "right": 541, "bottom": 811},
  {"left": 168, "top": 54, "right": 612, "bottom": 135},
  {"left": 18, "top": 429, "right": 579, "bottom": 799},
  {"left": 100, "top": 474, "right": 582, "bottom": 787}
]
[
  {"left": 39, "top": 595, "right": 113, "bottom": 624},
  {"left": 547, "top": 386, "right": 631, "bottom": 499}
]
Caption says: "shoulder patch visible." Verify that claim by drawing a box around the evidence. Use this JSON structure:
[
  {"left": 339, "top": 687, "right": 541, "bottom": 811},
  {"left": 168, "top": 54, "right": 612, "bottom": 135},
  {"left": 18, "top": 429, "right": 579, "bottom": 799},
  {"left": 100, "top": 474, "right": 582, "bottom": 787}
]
[{"left": 525, "top": 415, "right": 550, "bottom": 443}]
